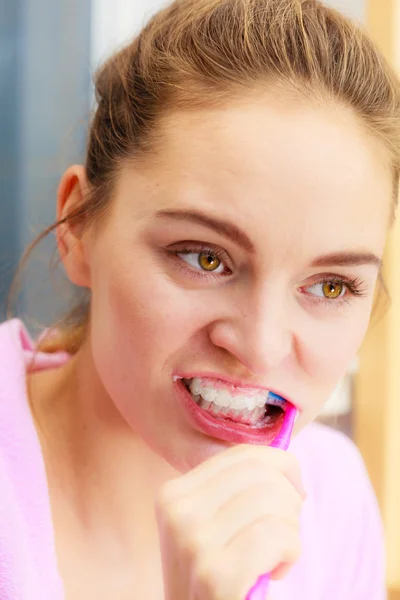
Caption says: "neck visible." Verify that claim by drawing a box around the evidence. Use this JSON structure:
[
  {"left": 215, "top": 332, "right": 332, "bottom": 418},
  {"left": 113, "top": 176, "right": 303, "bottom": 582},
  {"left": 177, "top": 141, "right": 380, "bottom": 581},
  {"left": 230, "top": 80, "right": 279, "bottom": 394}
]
[{"left": 29, "top": 340, "right": 179, "bottom": 559}]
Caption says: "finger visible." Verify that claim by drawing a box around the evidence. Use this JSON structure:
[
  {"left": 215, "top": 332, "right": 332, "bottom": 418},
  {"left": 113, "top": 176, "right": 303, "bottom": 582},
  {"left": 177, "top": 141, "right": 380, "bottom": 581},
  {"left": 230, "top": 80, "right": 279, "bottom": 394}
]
[
  {"left": 157, "top": 463, "right": 303, "bottom": 536},
  {"left": 193, "top": 519, "right": 301, "bottom": 600},
  {"left": 191, "top": 478, "right": 302, "bottom": 554},
  {"left": 269, "top": 561, "right": 294, "bottom": 581},
  {"left": 160, "top": 446, "right": 304, "bottom": 503}
]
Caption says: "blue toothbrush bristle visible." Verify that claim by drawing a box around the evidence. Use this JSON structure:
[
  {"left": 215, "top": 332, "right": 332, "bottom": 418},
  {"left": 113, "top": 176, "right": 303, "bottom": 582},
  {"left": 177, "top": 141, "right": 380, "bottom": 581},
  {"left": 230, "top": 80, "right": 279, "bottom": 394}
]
[{"left": 266, "top": 391, "right": 287, "bottom": 408}]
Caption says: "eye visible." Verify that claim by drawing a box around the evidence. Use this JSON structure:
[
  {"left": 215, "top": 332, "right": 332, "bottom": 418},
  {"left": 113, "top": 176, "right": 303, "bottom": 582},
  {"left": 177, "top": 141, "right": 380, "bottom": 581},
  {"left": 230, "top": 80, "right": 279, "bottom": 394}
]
[
  {"left": 179, "top": 251, "right": 225, "bottom": 273},
  {"left": 199, "top": 252, "right": 222, "bottom": 272},
  {"left": 307, "top": 280, "right": 346, "bottom": 300}
]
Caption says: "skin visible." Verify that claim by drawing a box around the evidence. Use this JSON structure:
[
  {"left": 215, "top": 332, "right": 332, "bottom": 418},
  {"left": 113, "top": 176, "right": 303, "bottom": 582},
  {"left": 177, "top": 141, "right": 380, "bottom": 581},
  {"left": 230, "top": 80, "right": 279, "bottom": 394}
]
[{"left": 28, "top": 94, "right": 392, "bottom": 599}]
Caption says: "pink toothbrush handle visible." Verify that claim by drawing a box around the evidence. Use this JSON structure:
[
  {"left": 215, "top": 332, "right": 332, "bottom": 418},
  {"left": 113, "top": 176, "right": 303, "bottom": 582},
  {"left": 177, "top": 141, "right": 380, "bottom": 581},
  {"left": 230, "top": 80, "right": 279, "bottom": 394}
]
[
  {"left": 245, "top": 574, "right": 270, "bottom": 600},
  {"left": 245, "top": 405, "right": 297, "bottom": 600}
]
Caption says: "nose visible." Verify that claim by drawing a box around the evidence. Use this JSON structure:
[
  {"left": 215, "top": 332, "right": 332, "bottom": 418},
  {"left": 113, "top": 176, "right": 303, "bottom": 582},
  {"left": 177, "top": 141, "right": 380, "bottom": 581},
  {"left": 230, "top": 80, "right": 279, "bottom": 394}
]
[{"left": 208, "top": 288, "right": 293, "bottom": 376}]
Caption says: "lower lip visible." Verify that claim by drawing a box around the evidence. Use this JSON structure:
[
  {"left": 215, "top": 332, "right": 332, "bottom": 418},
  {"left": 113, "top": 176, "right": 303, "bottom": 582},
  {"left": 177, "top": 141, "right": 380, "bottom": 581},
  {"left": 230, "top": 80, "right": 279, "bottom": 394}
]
[{"left": 175, "top": 380, "right": 286, "bottom": 445}]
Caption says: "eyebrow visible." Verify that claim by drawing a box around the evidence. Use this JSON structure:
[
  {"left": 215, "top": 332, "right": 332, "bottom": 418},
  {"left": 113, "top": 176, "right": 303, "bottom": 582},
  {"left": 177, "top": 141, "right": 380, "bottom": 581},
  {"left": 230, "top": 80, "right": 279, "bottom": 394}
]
[
  {"left": 154, "top": 209, "right": 381, "bottom": 268},
  {"left": 311, "top": 251, "right": 381, "bottom": 268},
  {"left": 155, "top": 208, "right": 255, "bottom": 252}
]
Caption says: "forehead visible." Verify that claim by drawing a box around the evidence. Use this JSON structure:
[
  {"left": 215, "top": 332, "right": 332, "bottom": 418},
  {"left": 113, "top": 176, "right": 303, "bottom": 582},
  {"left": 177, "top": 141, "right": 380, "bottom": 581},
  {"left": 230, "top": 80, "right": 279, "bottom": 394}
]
[{"left": 126, "top": 96, "right": 392, "bottom": 256}]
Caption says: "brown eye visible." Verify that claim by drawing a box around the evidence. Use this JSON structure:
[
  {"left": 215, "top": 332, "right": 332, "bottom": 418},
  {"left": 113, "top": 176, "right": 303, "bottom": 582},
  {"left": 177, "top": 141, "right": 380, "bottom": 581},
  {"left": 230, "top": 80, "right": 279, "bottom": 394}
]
[
  {"left": 198, "top": 252, "right": 222, "bottom": 272},
  {"left": 322, "top": 281, "right": 344, "bottom": 299}
]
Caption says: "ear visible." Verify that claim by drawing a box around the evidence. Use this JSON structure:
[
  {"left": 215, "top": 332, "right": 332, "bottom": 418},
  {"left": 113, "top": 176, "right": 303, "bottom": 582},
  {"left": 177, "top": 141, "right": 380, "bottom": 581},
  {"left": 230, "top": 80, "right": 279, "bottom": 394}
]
[{"left": 56, "top": 165, "right": 92, "bottom": 288}]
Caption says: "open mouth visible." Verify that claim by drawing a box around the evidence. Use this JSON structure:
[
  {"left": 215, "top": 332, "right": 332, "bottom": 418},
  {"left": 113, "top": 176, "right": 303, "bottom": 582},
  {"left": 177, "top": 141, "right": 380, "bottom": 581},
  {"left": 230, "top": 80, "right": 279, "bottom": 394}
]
[{"left": 179, "top": 376, "right": 287, "bottom": 431}]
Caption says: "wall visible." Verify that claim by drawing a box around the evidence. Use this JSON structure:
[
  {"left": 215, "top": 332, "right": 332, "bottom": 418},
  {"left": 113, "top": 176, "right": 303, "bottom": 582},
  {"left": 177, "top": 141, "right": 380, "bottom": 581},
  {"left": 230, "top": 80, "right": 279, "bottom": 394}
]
[
  {"left": 91, "top": 0, "right": 166, "bottom": 69},
  {"left": 325, "top": 0, "right": 365, "bottom": 20},
  {"left": 0, "top": 1, "right": 21, "bottom": 319},
  {"left": 0, "top": 0, "right": 91, "bottom": 327}
]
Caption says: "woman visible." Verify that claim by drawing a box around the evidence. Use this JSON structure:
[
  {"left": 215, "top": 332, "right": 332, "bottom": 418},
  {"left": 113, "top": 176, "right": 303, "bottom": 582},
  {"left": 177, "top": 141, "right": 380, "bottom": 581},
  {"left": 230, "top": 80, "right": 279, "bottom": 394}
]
[{"left": 0, "top": 0, "right": 397, "bottom": 598}]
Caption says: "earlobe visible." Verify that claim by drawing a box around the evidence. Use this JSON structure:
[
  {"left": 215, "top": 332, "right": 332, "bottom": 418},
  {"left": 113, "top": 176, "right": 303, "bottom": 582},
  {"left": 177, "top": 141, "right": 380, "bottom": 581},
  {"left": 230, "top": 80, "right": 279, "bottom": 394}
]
[{"left": 56, "top": 165, "right": 92, "bottom": 289}]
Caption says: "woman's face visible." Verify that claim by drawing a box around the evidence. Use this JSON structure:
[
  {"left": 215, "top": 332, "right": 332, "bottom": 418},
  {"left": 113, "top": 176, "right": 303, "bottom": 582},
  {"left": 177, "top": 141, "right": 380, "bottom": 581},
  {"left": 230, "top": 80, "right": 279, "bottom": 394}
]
[{"left": 76, "top": 96, "right": 392, "bottom": 471}]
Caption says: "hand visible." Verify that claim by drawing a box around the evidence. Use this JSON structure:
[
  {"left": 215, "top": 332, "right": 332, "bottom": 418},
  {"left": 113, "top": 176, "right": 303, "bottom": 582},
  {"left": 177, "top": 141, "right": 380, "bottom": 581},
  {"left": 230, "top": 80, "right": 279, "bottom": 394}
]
[{"left": 156, "top": 444, "right": 305, "bottom": 600}]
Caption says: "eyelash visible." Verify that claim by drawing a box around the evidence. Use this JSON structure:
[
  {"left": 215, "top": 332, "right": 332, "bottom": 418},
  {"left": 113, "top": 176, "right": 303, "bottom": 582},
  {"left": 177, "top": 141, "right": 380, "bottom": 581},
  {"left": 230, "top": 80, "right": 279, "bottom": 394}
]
[
  {"left": 166, "top": 243, "right": 232, "bottom": 279},
  {"left": 301, "top": 276, "right": 367, "bottom": 308},
  {"left": 166, "top": 243, "right": 368, "bottom": 306}
]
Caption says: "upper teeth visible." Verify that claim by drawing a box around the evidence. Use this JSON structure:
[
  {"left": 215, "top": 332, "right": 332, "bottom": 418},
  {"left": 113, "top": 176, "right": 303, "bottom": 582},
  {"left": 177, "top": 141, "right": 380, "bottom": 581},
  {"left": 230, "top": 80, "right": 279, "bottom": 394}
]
[{"left": 185, "top": 377, "right": 286, "bottom": 412}]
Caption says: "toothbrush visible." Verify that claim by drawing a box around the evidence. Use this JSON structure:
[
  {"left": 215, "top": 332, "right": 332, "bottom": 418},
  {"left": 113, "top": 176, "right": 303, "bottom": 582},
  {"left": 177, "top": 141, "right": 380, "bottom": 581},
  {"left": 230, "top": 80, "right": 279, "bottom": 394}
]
[{"left": 245, "top": 399, "right": 297, "bottom": 600}]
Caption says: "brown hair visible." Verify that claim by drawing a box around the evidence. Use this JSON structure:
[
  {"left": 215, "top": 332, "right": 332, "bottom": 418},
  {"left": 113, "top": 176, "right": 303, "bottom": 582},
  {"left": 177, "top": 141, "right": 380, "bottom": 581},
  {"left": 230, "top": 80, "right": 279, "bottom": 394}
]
[{"left": 12, "top": 0, "right": 400, "bottom": 353}]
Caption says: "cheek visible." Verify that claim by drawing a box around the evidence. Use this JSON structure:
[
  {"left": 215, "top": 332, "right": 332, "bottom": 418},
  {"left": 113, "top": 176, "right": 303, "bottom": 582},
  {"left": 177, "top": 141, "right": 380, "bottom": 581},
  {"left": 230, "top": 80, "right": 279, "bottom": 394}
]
[
  {"left": 292, "top": 302, "right": 374, "bottom": 434},
  {"left": 300, "top": 302, "right": 374, "bottom": 383},
  {"left": 90, "top": 256, "right": 214, "bottom": 372}
]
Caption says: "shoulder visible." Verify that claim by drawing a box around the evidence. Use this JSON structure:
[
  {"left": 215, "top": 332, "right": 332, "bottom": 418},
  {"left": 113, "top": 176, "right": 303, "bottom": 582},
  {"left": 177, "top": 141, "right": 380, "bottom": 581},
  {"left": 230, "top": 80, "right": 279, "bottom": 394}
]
[
  {"left": 0, "top": 318, "right": 34, "bottom": 373},
  {"left": 292, "top": 420, "right": 358, "bottom": 456},
  {"left": 0, "top": 317, "right": 30, "bottom": 348},
  {"left": 293, "top": 422, "right": 384, "bottom": 554},
  {"left": 0, "top": 319, "right": 51, "bottom": 481},
  {"left": 292, "top": 424, "right": 385, "bottom": 596},
  {"left": 0, "top": 318, "right": 69, "bottom": 385},
  {"left": 292, "top": 422, "right": 383, "bottom": 536},
  {"left": 0, "top": 318, "right": 32, "bottom": 405},
  {"left": 0, "top": 319, "right": 40, "bottom": 465},
  {"left": 292, "top": 421, "right": 371, "bottom": 490}
]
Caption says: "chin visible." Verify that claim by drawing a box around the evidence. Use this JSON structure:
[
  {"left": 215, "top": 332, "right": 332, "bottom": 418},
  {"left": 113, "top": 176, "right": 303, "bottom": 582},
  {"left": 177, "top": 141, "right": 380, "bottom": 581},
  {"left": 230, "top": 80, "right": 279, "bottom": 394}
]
[{"left": 151, "top": 430, "right": 233, "bottom": 474}]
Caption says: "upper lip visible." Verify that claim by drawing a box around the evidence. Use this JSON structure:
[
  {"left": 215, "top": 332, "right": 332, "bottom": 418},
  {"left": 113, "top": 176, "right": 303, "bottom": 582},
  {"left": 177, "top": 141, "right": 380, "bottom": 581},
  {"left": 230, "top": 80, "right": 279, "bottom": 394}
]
[{"left": 174, "top": 371, "right": 299, "bottom": 408}]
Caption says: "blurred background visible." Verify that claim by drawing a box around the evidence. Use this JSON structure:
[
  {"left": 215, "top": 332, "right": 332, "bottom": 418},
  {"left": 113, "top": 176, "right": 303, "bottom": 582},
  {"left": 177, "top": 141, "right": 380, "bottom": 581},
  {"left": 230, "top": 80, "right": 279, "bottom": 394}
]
[{"left": 0, "top": 0, "right": 399, "bottom": 595}]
